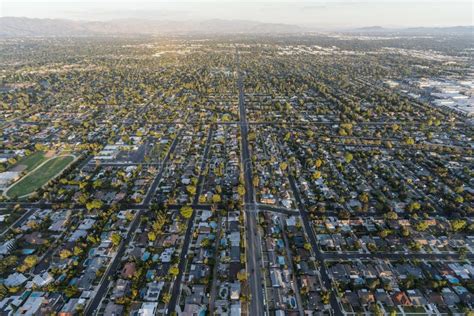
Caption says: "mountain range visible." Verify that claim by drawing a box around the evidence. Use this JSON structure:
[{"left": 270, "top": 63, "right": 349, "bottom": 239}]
[
  {"left": 1, "top": 17, "right": 472, "bottom": 37},
  {"left": 0, "top": 17, "right": 303, "bottom": 37}
]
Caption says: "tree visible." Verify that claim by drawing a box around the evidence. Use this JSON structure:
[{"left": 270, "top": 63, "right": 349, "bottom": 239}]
[
  {"left": 459, "top": 246, "right": 468, "bottom": 260},
  {"left": 186, "top": 185, "right": 196, "bottom": 196},
  {"left": 0, "top": 256, "right": 17, "bottom": 275},
  {"left": 180, "top": 206, "right": 193, "bottom": 219},
  {"left": 86, "top": 199, "right": 103, "bottom": 211},
  {"left": 169, "top": 265, "right": 179, "bottom": 277},
  {"left": 454, "top": 186, "right": 464, "bottom": 194},
  {"left": 379, "top": 229, "right": 390, "bottom": 238},
  {"left": 373, "top": 304, "right": 383, "bottom": 316},
  {"left": 338, "top": 209, "right": 350, "bottom": 219},
  {"left": 60, "top": 249, "right": 73, "bottom": 259},
  {"left": 201, "top": 238, "right": 211, "bottom": 248},
  {"left": 404, "top": 137, "right": 415, "bottom": 145},
  {"left": 18, "top": 255, "right": 38, "bottom": 272},
  {"left": 212, "top": 194, "right": 221, "bottom": 204},
  {"left": 34, "top": 144, "right": 46, "bottom": 151},
  {"left": 161, "top": 292, "right": 171, "bottom": 304},
  {"left": 110, "top": 232, "right": 122, "bottom": 247},
  {"left": 364, "top": 240, "right": 376, "bottom": 252},
  {"left": 407, "top": 201, "right": 421, "bottom": 212},
  {"left": 454, "top": 195, "right": 464, "bottom": 204},
  {"left": 152, "top": 215, "right": 166, "bottom": 232},
  {"left": 368, "top": 278, "right": 380, "bottom": 290},
  {"left": 73, "top": 246, "right": 83, "bottom": 256},
  {"left": 237, "top": 185, "right": 246, "bottom": 197},
  {"left": 237, "top": 270, "right": 248, "bottom": 282},
  {"left": 359, "top": 192, "right": 369, "bottom": 204},
  {"left": 315, "top": 158, "right": 323, "bottom": 168},
  {"left": 300, "top": 286, "right": 309, "bottom": 296},
  {"left": 344, "top": 152, "right": 353, "bottom": 163},
  {"left": 125, "top": 211, "right": 134, "bottom": 222},
  {"left": 0, "top": 284, "right": 7, "bottom": 299},
  {"left": 252, "top": 176, "right": 259, "bottom": 187},
  {"left": 320, "top": 290, "right": 330, "bottom": 305},
  {"left": 312, "top": 171, "right": 322, "bottom": 180},
  {"left": 87, "top": 235, "right": 99, "bottom": 245},
  {"left": 401, "top": 226, "right": 410, "bottom": 237},
  {"left": 415, "top": 221, "right": 429, "bottom": 232},
  {"left": 385, "top": 211, "right": 398, "bottom": 220},
  {"left": 64, "top": 285, "right": 79, "bottom": 298},
  {"left": 354, "top": 240, "right": 362, "bottom": 250},
  {"left": 279, "top": 162, "right": 288, "bottom": 172},
  {"left": 148, "top": 231, "right": 156, "bottom": 242},
  {"left": 451, "top": 219, "right": 467, "bottom": 232},
  {"left": 401, "top": 275, "right": 415, "bottom": 289}
]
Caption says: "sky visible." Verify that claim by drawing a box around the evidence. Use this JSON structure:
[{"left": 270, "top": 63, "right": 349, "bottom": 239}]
[{"left": 1, "top": 0, "right": 473, "bottom": 28}]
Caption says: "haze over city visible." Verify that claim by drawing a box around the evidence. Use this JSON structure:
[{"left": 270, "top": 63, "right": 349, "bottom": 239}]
[{"left": 2, "top": 0, "right": 473, "bottom": 29}]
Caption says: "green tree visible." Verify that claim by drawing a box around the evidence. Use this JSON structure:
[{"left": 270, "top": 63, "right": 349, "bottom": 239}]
[
  {"left": 60, "top": 249, "right": 73, "bottom": 259},
  {"left": 73, "top": 246, "right": 83, "bottom": 256},
  {"left": 359, "top": 192, "right": 369, "bottom": 204},
  {"left": 404, "top": 137, "right": 415, "bottom": 145},
  {"left": 415, "top": 221, "right": 429, "bottom": 232},
  {"left": 314, "top": 158, "right": 323, "bottom": 168},
  {"left": 237, "top": 270, "right": 248, "bottom": 282},
  {"left": 252, "top": 176, "right": 259, "bottom": 187},
  {"left": 344, "top": 152, "right": 353, "bottom": 163},
  {"left": 385, "top": 211, "right": 398, "bottom": 220},
  {"left": 237, "top": 185, "right": 246, "bottom": 197},
  {"left": 407, "top": 201, "right": 421, "bottom": 212},
  {"left": 148, "top": 231, "right": 156, "bottom": 242},
  {"left": 169, "top": 265, "right": 179, "bottom": 277},
  {"left": 86, "top": 199, "right": 103, "bottom": 211},
  {"left": 161, "top": 292, "right": 171, "bottom": 304},
  {"left": 451, "top": 219, "right": 467, "bottom": 232},
  {"left": 186, "top": 185, "right": 196, "bottom": 196},
  {"left": 180, "top": 206, "right": 193, "bottom": 219},
  {"left": 212, "top": 194, "right": 221, "bottom": 204},
  {"left": 110, "top": 232, "right": 122, "bottom": 247},
  {"left": 22, "top": 255, "right": 38, "bottom": 269},
  {"left": 64, "top": 285, "right": 79, "bottom": 298}
]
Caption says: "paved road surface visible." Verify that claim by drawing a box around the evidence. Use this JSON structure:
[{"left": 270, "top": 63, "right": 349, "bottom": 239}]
[
  {"left": 85, "top": 209, "right": 143, "bottom": 315},
  {"left": 288, "top": 174, "right": 343, "bottom": 315},
  {"left": 236, "top": 49, "right": 267, "bottom": 316},
  {"left": 142, "top": 130, "right": 182, "bottom": 206},
  {"left": 167, "top": 126, "right": 214, "bottom": 315},
  {"left": 0, "top": 208, "right": 37, "bottom": 238}
]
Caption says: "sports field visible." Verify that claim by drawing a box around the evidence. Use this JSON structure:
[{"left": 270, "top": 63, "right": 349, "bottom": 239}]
[
  {"left": 5, "top": 155, "right": 75, "bottom": 198},
  {"left": 13, "top": 151, "right": 47, "bottom": 172}
]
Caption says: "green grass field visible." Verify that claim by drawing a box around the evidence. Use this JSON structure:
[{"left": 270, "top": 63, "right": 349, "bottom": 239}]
[
  {"left": 14, "top": 151, "right": 47, "bottom": 172},
  {"left": 6, "top": 155, "right": 74, "bottom": 198}
]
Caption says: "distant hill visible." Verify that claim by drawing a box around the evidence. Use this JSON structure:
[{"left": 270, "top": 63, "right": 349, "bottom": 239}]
[
  {"left": 0, "top": 17, "right": 89, "bottom": 37},
  {"left": 404, "top": 26, "right": 474, "bottom": 35},
  {"left": 1, "top": 17, "right": 471, "bottom": 37},
  {"left": 0, "top": 17, "right": 303, "bottom": 37},
  {"left": 355, "top": 26, "right": 385, "bottom": 31},
  {"left": 349, "top": 25, "right": 473, "bottom": 36}
]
